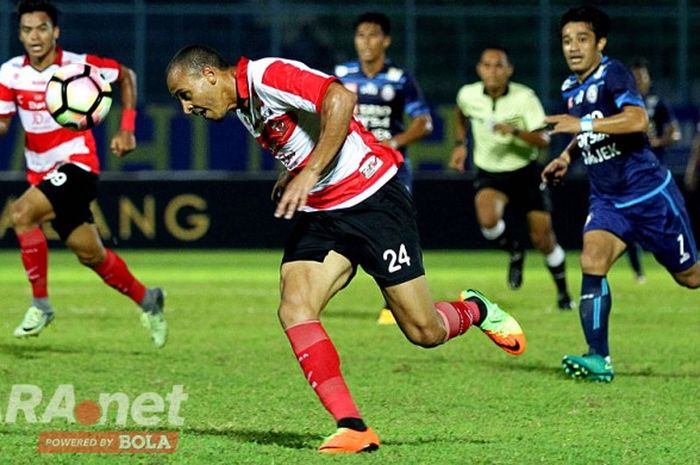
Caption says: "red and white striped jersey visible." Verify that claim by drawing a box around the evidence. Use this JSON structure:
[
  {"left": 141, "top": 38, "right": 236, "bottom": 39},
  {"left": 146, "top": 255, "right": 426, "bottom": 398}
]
[
  {"left": 235, "top": 57, "right": 403, "bottom": 212},
  {"left": 0, "top": 48, "right": 121, "bottom": 185}
]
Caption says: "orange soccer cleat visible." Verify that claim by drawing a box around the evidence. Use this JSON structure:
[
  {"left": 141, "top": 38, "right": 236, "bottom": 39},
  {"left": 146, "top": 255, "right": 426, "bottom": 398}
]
[
  {"left": 460, "top": 289, "right": 527, "bottom": 355},
  {"left": 318, "top": 427, "right": 380, "bottom": 454}
]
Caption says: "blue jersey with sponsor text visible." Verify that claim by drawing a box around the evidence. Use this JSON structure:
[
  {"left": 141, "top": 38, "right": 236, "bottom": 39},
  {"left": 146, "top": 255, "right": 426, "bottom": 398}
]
[
  {"left": 561, "top": 56, "right": 668, "bottom": 205},
  {"left": 334, "top": 60, "right": 430, "bottom": 145}
]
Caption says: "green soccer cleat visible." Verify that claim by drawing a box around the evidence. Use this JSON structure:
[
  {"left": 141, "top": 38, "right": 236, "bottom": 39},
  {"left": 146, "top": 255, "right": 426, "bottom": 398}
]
[
  {"left": 460, "top": 289, "right": 526, "bottom": 355},
  {"left": 562, "top": 353, "right": 614, "bottom": 382},
  {"left": 13, "top": 306, "right": 55, "bottom": 338},
  {"left": 140, "top": 288, "right": 167, "bottom": 348}
]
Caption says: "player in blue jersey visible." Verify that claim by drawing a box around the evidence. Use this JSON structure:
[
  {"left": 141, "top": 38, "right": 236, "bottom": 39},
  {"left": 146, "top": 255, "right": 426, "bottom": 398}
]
[
  {"left": 542, "top": 5, "right": 700, "bottom": 382},
  {"left": 335, "top": 12, "right": 433, "bottom": 325}
]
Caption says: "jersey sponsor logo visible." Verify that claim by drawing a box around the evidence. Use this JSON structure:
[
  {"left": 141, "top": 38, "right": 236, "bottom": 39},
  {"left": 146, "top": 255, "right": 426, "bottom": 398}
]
[
  {"left": 359, "top": 83, "right": 378, "bottom": 96},
  {"left": 585, "top": 85, "right": 599, "bottom": 104},
  {"left": 380, "top": 85, "right": 395, "bottom": 101},
  {"left": 359, "top": 155, "right": 384, "bottom": 179},
  {"left": 581, "top": 143, "right": 622, "bottom": 165}
]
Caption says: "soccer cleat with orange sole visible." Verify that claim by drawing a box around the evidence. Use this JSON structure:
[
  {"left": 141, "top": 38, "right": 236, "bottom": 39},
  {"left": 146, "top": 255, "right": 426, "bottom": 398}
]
[
  {"left": 459, "top": 289, "right": 526, "bottom": 355},
  {"left": 318, "top": 427, "right": 380, "bottom": 454}
]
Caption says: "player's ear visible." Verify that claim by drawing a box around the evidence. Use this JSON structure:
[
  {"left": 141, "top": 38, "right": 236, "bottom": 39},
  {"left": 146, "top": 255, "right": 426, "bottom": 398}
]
[
  {"left": 202, "top": 65, "right": 217, "bottom": 84},
  {"left": 383, "top": 35, "right": 391, "bottom": 49},
  {"left": 53, "top": 25, "right": 60, "bottom": 41},
  {"left": 596, "top": 37, "right": 607, "bottom": 53}
]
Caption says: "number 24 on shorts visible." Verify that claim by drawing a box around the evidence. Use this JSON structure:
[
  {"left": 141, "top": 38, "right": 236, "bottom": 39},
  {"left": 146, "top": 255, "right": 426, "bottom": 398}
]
[{"left": 383, "top": 244, "right": 412, "bottom": 273}]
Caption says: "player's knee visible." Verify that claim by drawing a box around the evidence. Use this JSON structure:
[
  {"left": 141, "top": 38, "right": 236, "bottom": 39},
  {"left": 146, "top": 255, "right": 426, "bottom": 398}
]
[
  {"left": 76, "top": 247, "right": 106, "bottom": 267},
  {"left": 277, "top": 297, "right": 319, "bottom": 327},
  {"left": 11, "top": 201, "right": 33, "bottom": 229},
  {"left": 405, "top": 323, "right": 444, "bottom": 348}
]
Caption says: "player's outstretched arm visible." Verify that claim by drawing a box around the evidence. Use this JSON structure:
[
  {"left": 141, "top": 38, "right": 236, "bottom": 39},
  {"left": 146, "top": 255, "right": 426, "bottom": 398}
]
[
  {"left": 546, "top": 105, "right": 648, "bottom": 136},
  {"left": 274, "top": 82, "right": 356, "bottom": 219},
  {"left": 386, "top": 114, "right": 432, "bottom": 149},
  {"left": 110, "top": 64, "right": 138, "bottom": 157}
]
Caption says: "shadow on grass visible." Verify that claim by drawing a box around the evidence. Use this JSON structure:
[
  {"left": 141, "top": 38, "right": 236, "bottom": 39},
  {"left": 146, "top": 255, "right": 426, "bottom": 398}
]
[
  {"left": 0, "top": 342, "right": 83, "bottom": 360},
  {"left": 383, "top": 436, "right": 493, "bottom": 446},
  {"left": 184, "top": 426, "right": 319, "bottom": 450},
  {"left": 479, "top": 359, "right": 700, "bottom": 380}
]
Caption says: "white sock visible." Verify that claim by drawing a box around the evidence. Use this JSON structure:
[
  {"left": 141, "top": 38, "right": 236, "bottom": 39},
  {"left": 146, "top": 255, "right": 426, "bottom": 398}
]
[
  {"left": 545, "top": 244, "right": 565, "bottom": 267},
  {"left": 481, "top": 220, "right": 505, "bottom": 240}
]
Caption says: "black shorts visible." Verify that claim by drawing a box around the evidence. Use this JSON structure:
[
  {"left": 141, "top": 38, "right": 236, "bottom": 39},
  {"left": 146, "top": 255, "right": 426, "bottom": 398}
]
[
  {"left": 37, "top": 163, "right": 98, "bottom": 241},
  {"left": 474, "top": 162, "right": 552, "bottom": 213},
  {"left": 282, "top": 177, "right": 425, "bottom": 288}
]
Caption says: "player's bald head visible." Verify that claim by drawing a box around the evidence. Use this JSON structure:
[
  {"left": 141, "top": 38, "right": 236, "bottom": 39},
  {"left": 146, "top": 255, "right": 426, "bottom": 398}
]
[{"left": 166, "top": 44, "right": 230, "bottom": 78}]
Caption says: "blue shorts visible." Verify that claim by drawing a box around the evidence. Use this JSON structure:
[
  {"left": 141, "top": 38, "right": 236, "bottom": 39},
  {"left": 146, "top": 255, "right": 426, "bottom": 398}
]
[{"left": 584, "top": 176, "right": 697, "bottom": 273}]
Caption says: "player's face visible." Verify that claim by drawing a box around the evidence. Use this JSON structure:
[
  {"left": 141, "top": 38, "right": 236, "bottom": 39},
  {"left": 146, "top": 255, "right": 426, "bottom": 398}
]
[
  {"left": 632, "top": 67, "right": 651, "bottom": 96},
  {"left": 561, "top": 21, "right": 606, "bottom": 79},
  {"left": 18, "top": 12, "right": 59, "bottom": 64},
  {"left": 167, "top": 66, "right": 233, "bottom": 122},
  {"left": 476, "top": 49, "right": 512, "bottom": 93},
  {"left": 354, "top": 23, "right": 390, "bottom": 64}
]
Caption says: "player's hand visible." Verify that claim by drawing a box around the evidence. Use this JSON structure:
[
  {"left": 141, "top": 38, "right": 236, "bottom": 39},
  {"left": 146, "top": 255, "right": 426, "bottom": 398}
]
[
  {"left": 271, "top": 171, "right": 292, "bottom": 203},
  {"left": 545, "top": 114, "right": 583, "bottom": 135},
  {"left": 274, "top": 168, "right": 319, "bottom": 219},
  {"left": 110, "top": 130, "right": 136, "bottom": 157},
  {"left": 493, "top": 123, "right": 515, "bottom": 135},
  {"left": 541, "top": 157, "right": 569, "bottom": 186},
  {"left": 449, "top": 145, "right": 467, "bottom": 172}
]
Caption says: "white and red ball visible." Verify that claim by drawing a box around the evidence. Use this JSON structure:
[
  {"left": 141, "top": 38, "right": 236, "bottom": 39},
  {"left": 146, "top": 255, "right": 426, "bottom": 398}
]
[{"left": 45, "top": 63, "right": 112, "bottom": 131}]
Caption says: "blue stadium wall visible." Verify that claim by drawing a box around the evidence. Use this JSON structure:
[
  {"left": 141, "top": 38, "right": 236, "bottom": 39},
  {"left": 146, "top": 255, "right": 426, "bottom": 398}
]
[{"left": 1, "top": 174, "right": 698, "bottom": 250}]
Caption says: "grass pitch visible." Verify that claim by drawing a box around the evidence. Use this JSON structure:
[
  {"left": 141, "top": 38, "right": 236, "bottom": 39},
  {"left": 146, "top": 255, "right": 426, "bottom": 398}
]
[{"left": 0, "top": 249, "right": 698, "bottom": 464}]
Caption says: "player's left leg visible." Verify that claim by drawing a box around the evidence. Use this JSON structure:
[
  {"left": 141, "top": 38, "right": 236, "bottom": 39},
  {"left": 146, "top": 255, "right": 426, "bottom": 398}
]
[
  {"left": 563, "top": 229, "right": 625, "bottom": 382},
  {"left": 382, "top": 276, "right": 526, "bottom": 355},
  {"left": 64, "top": 223, "right": 167, "bottom": 348},
  {"left": 526, "top": 210, "right": 573, "bottom": 310},
  {"left": 278, "top": 252, "right": 379, "bottom": 454}
]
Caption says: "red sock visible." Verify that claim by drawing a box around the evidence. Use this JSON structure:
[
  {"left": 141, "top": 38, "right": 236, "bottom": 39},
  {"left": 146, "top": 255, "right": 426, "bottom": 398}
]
[
  {"left": 92, "top": 248, "right": 146, "bottom": 304},
  {"left": 285, "top": 320, "right": 362, "bottom": 422},
  {"left": 17, "top": 227, "right": 49, "bottom": 298},
  {"left": 435, "top": 301, "right": 481, "bottom": 342}
]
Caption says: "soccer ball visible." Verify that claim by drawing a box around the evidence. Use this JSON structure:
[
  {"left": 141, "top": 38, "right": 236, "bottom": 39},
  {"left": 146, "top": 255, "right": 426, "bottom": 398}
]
[{"left": 45, "top": 63, "right": 113, "bottom": 131}]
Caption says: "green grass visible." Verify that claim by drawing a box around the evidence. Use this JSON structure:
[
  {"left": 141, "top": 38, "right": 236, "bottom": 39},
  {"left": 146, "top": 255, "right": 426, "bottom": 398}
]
[{"left": 0, "top": 249, "right": 698, "bottom": 464}]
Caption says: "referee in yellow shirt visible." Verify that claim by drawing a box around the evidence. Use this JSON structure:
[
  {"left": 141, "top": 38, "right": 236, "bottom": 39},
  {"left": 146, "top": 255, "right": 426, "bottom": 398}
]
[{"left": 450, "top": 46, "right": 573, "bottom": 310}]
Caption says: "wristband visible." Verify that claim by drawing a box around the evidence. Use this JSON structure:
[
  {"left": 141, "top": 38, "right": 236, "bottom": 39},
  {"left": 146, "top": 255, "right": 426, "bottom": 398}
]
[
  {"left": 120, "top": 108, "right": 137, "bottom": 132},
  {"left": 580, "top": 116, "right": 593, "bottom": 132},
  {"left": 388, "top": 139, "right": 399, "bottom": 149}
]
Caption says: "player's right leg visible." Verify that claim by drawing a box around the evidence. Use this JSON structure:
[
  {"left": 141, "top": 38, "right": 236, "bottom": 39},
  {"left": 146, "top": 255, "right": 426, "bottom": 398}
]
[
  {"left": 475, "top": 188, "right": 524, "bottom": 289},
  {"left": 278, "top": 252, "right": 380, "bottom": 454},
  {"left": 526, "top": 210, "right": 573, "bottom": 310},
  {"left": 11, "top": 186, "right": 56, "bottom": 338}
]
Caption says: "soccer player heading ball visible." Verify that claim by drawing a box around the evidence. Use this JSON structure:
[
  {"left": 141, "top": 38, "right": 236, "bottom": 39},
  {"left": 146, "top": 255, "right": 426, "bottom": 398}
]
[
  {"left": 167, "top": 45, "right": 527, "bottom": 453},
  {"left": 542, "top": 5, "right": 700, "bottom": 382},
  {"left": 0, "top": 0, "right": 167, "bottom": 347}
]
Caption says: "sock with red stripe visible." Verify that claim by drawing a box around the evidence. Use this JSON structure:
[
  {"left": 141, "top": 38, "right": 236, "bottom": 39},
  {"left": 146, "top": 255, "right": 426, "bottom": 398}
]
[
  {"left": 17, "top": 227, "right": 49, "bottom": 300},
  {"left": 434, "top": 300, "right": 481, "bottom": 342},
  {"left": 285, "top": 320, "right": 364, "bottom": 428},
  {"left": 92, "top": 248, "right": 146, "bottom": 305}
]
